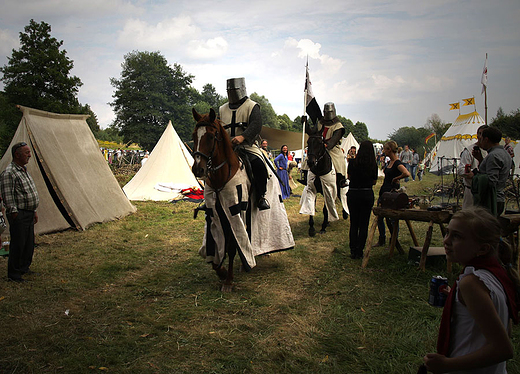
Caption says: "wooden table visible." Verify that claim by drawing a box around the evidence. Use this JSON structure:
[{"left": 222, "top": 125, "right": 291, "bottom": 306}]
[
  {"left": 362, "top": 207, "right": 453, "bottom": 271},
  {"left": 498, "top": 213, "right": 520, "bottom": 271}
]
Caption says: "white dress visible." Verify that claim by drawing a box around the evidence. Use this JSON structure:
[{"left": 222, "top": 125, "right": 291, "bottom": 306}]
[{"left": 448, "top": 267, "right": 510, "bottom": 374}]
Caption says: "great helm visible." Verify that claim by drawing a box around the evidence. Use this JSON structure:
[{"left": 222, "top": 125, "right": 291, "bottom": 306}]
[
  {"left": 226, "top": 77, "right": 247, "bottom": 105},
  {"left": 323, "top": 102, "right": 337, "bottom": 121}
]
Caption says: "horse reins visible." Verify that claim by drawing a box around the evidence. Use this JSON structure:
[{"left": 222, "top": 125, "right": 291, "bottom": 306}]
[
  {"left": 193, "top": 122, "right": 231, "bottom": 182},
  {"left": 307, "top": 134, "right": 328, "bottom": 164}
]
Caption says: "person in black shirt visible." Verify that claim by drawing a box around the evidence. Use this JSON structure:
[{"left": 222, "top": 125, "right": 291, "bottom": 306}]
[
  {"left": 375, "top": 141, "right": 410, "bottom": 247},
  {"left": 347, "top": 140, "right": 378, "bottom": 259}
]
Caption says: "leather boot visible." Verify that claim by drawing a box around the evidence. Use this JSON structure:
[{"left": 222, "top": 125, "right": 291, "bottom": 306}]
[
  {"left": 374, "top": 237, "right": 385, "bottom": 247},
  {"left": 258, "top": 197, "right": 270, "bottom": 211}
]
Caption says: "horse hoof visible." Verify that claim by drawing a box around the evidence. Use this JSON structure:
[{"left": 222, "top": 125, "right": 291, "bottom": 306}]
[
  {"left": 319, "top": 230, "right": 326, "bottom": 235},
  {"left": 309, "top": 229, "right": 316, "bottom": 237},
  {"left": 221, "top": 284, "right": 233, "bottom": 292},
  {"left": 215, "top": 267, "right": 228, "bottom": 280}
]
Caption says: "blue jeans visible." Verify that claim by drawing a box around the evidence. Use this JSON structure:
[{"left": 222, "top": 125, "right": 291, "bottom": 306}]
[
  {"left": 410, "top": 164, "right": 417, "bottom": 181},
  {"left": 376, "top": 197, "right": 399, "bottom": 243},
  {"left": 402, "top": 163, "right": 410, "bottom": 182}
]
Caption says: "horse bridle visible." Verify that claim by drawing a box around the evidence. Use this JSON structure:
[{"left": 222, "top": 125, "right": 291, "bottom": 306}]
[
  {"left": 193, "top": 122, "right": 229, "bottom": 178},
  {"left": 307, "top": 133, "right": 328, "bottom": 164}
]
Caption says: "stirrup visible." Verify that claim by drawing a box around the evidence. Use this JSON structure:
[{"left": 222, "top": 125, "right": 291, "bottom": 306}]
[{"left": 258, "top": 197, "right": 270, "bottom": 211}]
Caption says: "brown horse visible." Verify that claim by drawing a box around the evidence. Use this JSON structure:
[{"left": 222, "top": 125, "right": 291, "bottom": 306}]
[{"left": 192, "top": 108, "right": 244, "bottom": 292}]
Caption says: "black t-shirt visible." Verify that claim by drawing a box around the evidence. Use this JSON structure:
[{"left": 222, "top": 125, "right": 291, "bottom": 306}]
[
  {"left": 347, "top": 160, "right": 378, "bottom": 189},
  {"left": 379, "top": 159, "right": 403, "bottom": 195}
]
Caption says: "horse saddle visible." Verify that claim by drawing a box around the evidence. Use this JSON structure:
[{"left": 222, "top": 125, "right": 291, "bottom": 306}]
[{"left": 380, "top": 191, "right": 409, "bottom": 210}]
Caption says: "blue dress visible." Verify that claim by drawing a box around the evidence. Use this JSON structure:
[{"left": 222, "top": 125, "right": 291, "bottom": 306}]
[{"left": 274, "top": 154, "right": 291, "bottom": 199}]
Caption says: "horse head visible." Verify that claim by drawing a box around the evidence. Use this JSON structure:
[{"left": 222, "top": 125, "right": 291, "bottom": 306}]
[
  {"left": 192, "top": 108, "right": 219, "bottom": 178},
  {"left": 305, "top": 122, "right": 326, "bottom": 170},
  {"left": 191, "top": 108, "right": 237, "bottom": 187}
]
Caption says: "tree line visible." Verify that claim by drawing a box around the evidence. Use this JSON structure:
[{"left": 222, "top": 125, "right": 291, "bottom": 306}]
[{"left": 1, "top": 20, "right": 518, "bottom": 157}]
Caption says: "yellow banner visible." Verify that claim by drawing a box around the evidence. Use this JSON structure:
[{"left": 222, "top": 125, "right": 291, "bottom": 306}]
[
  {"left": 449, "top": 102, "right": 460, "bottom": 110},
  {"left": 463, "top": 97, "right": 475, "bottom": 106}
]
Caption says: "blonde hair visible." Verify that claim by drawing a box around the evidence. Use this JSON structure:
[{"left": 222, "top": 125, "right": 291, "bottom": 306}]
[
  {"left": 384, "top": 141, "right": 398, "bottom": 154},
  {"left": 452, "top": 207, "right": 520, "bottom": 294}
]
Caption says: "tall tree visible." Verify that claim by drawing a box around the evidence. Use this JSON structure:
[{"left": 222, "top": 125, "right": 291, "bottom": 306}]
[
  {"left": 250, "top": 93, "right": 278, "bottom": 128},
  {"left": 191, "top": 83, "right": 225, "bottom": 115},
  {"left": 337, "top": 115, "right": 354, "bottom": 135},
  {"left": 491, "top": 107, "right": 520, "bottom": 139},
  {"left": 0, "top": 19, "right": 84, "bottom": 156},
  {"left": 277, "top": 114, "right": 292, "bottom": 131},
  {"left": 388, "top": 126, "right": 431, "bottom": 155},
  {"left": 110, "top": 51, "right": 194, "bottom": 150},
  {"left": 425, "top": 113, "right": 450, "bottom": 139},
  {"left": 352, "top": 121, "right": 369, "bottom": 142}
]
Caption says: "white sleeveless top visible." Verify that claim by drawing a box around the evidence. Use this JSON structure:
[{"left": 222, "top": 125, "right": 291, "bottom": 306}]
[{"left": 448, "top": 267, "right": 510, "bottom": 374}]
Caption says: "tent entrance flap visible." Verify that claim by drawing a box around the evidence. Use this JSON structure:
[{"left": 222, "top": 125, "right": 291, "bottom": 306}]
[{"left": 32, "top": 145, "right": 77, "bottom": 229}]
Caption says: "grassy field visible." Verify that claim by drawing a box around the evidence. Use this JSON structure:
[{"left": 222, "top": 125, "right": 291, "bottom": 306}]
[{"left": 0, "top": 171, "right": 519, "bottom": 373}]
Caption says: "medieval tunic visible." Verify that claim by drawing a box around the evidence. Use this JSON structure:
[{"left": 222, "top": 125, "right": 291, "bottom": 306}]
[
  {"left": 299, "top": 167, "right": 340, "bottom": 221},
  {"left": 219, "top": 98, "right": 264, "bottom": 160},
  {"left": 199, "top": 166, "right": 295, "bottom": 269},
  {"left": 317, "top": 118, "right": 346, "bottom": 177}
]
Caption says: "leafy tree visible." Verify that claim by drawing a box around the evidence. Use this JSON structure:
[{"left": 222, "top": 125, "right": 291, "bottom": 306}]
[
  {"left": 491, "top": 107, "right": 520, "bottom": 139},
  {"left": 250, "top": 92, "right": 278, "bottom": 128},
  {"left": 388, "top": 126, "right": 431, "bottom": 156},
  {"left": 337, "top": 115, "right": 354, "bottom": 135},
  {"left": 352, "top": 121, "right": 369, "bottom": 142},
  {"left": 201, "top": 83, "right": 225, "bottom": 110},
  {"left": 292, "top": 116, "right": 305, "bottom": 132},
  {"left": 80, "top": 104, "right": 100, "bottom": 134},
  {"left": 190, "top": 84, "right": 225, "bottom": 115},
  {"left": 96, "top": 125, "right": 124, "bottom": 144},
  {"left": 110, "top": 51, "right": 194, "bottom": 150},
  {"left": 277, "top": 114, "right": 293, "bottom": 131},
  {"left": 425, "top": 113, "right": 450, "bottom": 139},
  {"left": 0, "top": 19, "right": 85, "bottom": 156}
]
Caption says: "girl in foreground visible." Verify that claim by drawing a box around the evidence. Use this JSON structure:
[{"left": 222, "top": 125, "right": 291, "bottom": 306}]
[{"left": 424, "top": 207, "right": 519, "bottom": 373}]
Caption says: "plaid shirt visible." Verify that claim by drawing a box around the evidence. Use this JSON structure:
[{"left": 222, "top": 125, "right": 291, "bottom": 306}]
[{"left": 0, "top": 162, "right": 39, "bottom": 214}]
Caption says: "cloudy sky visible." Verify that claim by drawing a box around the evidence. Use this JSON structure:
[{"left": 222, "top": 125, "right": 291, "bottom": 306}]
[{"left": 0, "top": 0, "right": 519, "bottom": 140}]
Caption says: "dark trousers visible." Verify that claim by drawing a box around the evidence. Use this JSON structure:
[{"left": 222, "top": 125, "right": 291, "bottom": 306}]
[
  {"left": 347, "top": 190, "right": 374, "bottom": 256},
  {"left": 7, "top": 210, "right": 35, "bottom": 280},
  {"left": 376, "top": 197, "right": 399, "bottom": 243},
  {"left": 249, "top": 154, "right": 268, "bottom": 198}
]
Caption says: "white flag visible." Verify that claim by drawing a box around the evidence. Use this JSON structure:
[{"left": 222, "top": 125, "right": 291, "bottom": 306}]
[{"left": 481, "top": 54, "right": 487, "bottom": 94}]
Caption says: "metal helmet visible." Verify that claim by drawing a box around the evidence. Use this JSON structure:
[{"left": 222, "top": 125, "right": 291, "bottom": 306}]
[
  {"left": 226, "top": 77, "right": 247, "bottom": 105},
  {"left": 323, "top": 102, "right": 336, "bottom": 121}
]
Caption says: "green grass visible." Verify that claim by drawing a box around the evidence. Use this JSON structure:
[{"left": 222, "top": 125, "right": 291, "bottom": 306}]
[{"left": 0, "top": 171, "right": 518, "bottom": 373}]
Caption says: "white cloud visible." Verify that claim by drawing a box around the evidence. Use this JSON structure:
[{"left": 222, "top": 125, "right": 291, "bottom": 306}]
[
  {"left": 0, "top": 29, "right": 19, "bottom": 60},
  {"left": 117, "top": 16, "right": 200, "bottom": 50},
  {"left": 186, "top": 37, "right": 228, "bottom": 59}
]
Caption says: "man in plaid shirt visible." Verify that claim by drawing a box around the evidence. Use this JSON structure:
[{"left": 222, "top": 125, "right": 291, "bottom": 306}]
[{"left": 0, "top": 142, "right": 39, "bottom": 282}]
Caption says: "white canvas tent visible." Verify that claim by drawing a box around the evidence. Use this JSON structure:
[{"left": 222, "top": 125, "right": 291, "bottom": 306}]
[
  {"left": 513, "top": 141, "right": 520, "bottom": 177},
  {"left": 340, "top": 132, "right": 360, "bottom": 154},
  {"left": 429, "top": 111, "right": 485, "bottom": 175},
  {"left": 0, "top": 106, "right": 136, "bottom": 235},
  {"left": 123, "top": 121, "right": 201, "bottom": 201}
]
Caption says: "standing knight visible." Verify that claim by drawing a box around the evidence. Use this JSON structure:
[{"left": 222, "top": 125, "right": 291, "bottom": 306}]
[{"left": 219, "top": 78, "right": 270, "bottom": 210}]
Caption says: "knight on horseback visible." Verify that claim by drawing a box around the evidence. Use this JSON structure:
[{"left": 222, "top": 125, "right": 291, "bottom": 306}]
[
  {"left": 317, "top": 102, "right": 348, "bottom": 189},
  {"left": 219, "top": 78, "right": 270, "bottom": 211}
]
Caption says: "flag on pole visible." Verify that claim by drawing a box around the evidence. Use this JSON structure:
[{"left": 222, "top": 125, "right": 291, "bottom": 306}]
[
  {"left": 425, "top": 132, "right": 435, "bottom": 144},
  {"left": 462, "top": 97, "right": 475, "bottom": 106},
  {"left": 304, "top": 62, "right": 322, "bottom": 126},
  {"left": 449, "top": 102, "right": 460, "bottom": 110},
  {"left": 481, "top": 54, "right": 487, "bottom": 94}
]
